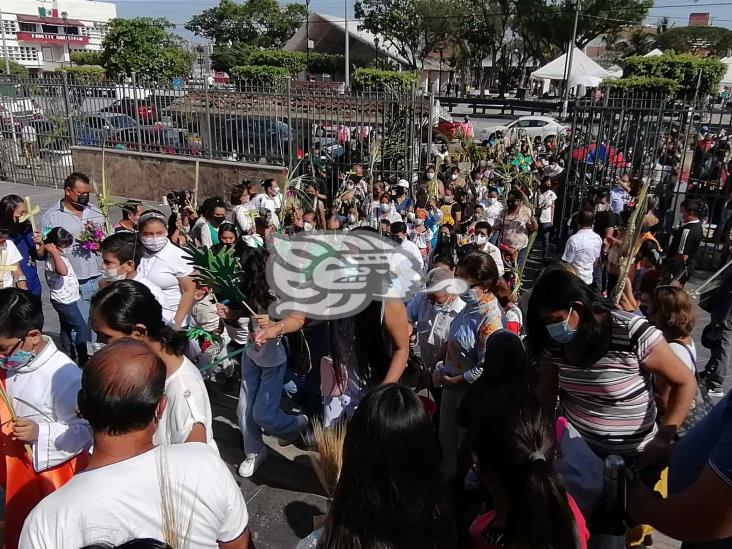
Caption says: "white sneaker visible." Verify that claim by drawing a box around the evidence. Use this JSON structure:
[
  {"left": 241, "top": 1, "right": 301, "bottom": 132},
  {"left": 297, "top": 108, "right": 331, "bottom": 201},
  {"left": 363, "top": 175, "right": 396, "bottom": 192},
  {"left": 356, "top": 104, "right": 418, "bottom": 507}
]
[{"left": 238, "top": 447, "right": 268, "bottom": 478}]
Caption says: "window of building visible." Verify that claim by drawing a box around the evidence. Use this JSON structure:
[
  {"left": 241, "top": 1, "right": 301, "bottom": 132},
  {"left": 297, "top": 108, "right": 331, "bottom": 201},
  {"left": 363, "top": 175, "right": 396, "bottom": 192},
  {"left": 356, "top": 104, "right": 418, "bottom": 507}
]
[
  {"left": 19, "top": 22, "right": 36, "bottom": 32},
  {"left": 65, "top": 26, "right": 80, "bottom": 35},
  {"left": 41, "top": 24, "right": 59, "bottom": 34},
  {"left": 2, "top": 19, "right": 17, "bottom": 35}
]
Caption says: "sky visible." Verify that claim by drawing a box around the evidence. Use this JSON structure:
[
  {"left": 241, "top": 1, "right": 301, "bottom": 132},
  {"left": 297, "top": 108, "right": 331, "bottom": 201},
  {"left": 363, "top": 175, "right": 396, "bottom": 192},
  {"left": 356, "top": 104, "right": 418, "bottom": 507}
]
[{"left": 112, "top": 0, "right": 732, "bottom": 42}]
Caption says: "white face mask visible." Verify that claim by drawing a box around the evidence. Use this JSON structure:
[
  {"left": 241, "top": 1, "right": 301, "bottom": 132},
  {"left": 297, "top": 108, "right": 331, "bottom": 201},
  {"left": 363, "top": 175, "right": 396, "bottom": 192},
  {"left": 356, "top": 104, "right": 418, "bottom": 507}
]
[
  {"left": 486, "top": 197, "right": 497, "bottom": 205},
  {"left": 426, "top": 172, "right": 435, "bottom": 180},
  {"left": 415, "top": 218, "right": 425, "bottom": 226},
  {"left": 304, "top": 221, "right": 314, "bottom": 232},
  {"left": 380, "top": 203, "right": 391, "bottom": 212},
  {"left": 474, "top": 234, "right": 488, "bottom": 246},
  {"left": 451, "top": 173, "right": 459, "bottom": 181},
  {"left": 100, "top": 266, "right": 127, "bottom": 281},
  {"left": 141, "top": 236, "right": 168, "bottom": 252}
]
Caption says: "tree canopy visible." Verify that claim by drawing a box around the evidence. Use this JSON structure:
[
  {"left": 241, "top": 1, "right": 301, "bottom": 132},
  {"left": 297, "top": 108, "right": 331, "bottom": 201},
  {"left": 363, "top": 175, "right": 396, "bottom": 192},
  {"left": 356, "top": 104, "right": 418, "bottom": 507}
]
[
  {"left": 101, "top": 18, "right": 193, "bottom": 81},
  {"left": 619, "top": 53, "right": 725, "bottom": 97},
  {"left": 655, "top": 26, "right": 732, "bottom": 57},
  {"left": 185, "top": 0, "right": 306, "bottom": 47}
]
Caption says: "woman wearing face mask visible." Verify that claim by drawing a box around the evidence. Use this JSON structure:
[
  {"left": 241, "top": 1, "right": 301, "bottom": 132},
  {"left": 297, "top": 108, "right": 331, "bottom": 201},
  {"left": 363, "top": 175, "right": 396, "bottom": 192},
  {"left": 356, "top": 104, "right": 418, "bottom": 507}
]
[
  {"left": 431, "top": 223, "right": 458, "bottom": 269},
  {"left": 0, "top": 194, "right": 44, "bottom": 296},
  {"left": 450, "top": 167, "right": 465, "bottom": 188},
  {"left": 345, "top": 208, "right": 360, "bottom": 230},
  {"left": 438, "top": 251, "right": 503, "bottom": 481},
  {"left": 409, "top": 210, "right": 433, "bottom": 267},
  {"left": 527, "top": 269, "right": 696, "bottom": 467},
  {"left": 417, "top": 165, "right": 444, "bottom": 208},
  {"left": 212, "top": 222, "right": 238, "bottom": 253},
  {"left": 378, "top": 195, "right": 401, "bottom": 224},
  {"left": 231, "top": 181, "right": 257, "bottom": 235},
  {"left": 136, "top": 210, "right": 197, "bottom": 329},
  {"left": 494, "top": 190, "right": 537, "bottom": 268},
  {"left": 394, "top": 179, "right": 414, "bottom": 215},
  {"left": 479, "top": 188, "right": 503, "bottom": 232},
  {"left": 192, "top": 197, "right": 227, "bottom": 248}
]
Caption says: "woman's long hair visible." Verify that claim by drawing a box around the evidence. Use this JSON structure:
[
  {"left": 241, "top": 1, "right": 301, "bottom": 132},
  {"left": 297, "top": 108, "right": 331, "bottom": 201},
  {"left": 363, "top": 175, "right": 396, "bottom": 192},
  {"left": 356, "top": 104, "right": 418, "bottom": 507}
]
[
  {"left": 433, "top": 223, "right": 457, "bottom": 262},
  {"left": 91, "top": 280, "right": 188, "bottom": 356},
  {"left": 236, "top": 241, "right": 273, "bottom": 311},
  {"left": 469, "top": 391, "right": 580, "bottom": 549},
  {"left": 526, "top": 269, "right": 615, "bottom": 366},
  {"left": 322, "top": 384, "right": 451, "bottom": 549},
  {"left": 0, "top": 194, "right": 28, "bottom": 233}
]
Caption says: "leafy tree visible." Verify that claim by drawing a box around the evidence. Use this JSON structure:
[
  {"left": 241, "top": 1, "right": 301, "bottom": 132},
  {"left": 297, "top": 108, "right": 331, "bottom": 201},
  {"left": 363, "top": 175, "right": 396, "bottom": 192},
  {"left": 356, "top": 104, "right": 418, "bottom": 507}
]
[
  {"left": 100, "top": 18, "right": 193, "bottom": 82},
  {"left": 70, "top": 51, "right": 102, "bottom": 66},
  {"left": 55, "top": 65, "right": 106, "bottom": 83},
  {"left": 354, "top": 0, "right": 459, "bottom": 69},
  {"left": 229, "top": 65, "right": 290, "bottom": 89},
  {"left": 655, "top": 26, "right": 732, "bottom": 57},
  {"left": 620, "top": 53, "right": 725, "bottom": 97},
  {"left": 186, "top": 0, "right": 306, "bottom": 48},
  {"left": 1, "top": 59, "right": 28, "bottom": 77}
]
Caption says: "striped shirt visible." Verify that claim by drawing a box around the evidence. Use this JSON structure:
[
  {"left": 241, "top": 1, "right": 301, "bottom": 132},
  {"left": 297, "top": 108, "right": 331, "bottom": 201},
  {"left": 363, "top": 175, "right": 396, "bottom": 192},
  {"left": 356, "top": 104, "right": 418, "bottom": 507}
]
[{"left": 548, "top": 310, "right": 664, "bottom": 458}]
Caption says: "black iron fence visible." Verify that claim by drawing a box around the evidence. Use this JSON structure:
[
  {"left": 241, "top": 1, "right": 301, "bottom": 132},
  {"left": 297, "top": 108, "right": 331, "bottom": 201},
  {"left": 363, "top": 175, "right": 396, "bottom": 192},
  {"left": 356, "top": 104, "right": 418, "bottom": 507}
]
[
  {"left": 0, "top": 73, "right": 435, "bottom": 190},
  {"left": 559, "top": 90, "right": 732, "bottom": 271}
]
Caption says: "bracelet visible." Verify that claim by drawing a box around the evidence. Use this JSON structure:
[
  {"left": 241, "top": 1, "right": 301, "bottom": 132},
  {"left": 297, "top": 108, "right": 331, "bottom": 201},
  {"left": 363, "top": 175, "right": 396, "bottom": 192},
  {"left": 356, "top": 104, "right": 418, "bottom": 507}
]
[{"left": 278, "top": 322, "right": 286, "bottom": 337}]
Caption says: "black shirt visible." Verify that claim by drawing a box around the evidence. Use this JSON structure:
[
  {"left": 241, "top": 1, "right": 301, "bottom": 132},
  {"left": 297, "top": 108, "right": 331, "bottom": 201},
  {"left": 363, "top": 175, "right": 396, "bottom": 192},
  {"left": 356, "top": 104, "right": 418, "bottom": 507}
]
[
  {"left": 668, "top": 220, "right": 703, "bottom": 263},
  {"left": 593, "top": 210, "right": 619, "bottom": 239}
]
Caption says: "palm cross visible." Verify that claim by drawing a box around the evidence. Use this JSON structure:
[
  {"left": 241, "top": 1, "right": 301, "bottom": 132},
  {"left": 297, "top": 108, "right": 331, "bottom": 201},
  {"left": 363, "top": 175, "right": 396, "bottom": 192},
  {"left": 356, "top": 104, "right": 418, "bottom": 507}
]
[{"left": 19, "top": 196, "right": 40, "bottom": 232}]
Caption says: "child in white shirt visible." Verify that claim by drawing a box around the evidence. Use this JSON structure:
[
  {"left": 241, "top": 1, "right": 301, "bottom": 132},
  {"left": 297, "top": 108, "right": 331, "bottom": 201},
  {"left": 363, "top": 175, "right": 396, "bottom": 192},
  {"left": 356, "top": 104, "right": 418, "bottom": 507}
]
[{"left": 43, "top": 227, "right": 91, "bottom": 365}]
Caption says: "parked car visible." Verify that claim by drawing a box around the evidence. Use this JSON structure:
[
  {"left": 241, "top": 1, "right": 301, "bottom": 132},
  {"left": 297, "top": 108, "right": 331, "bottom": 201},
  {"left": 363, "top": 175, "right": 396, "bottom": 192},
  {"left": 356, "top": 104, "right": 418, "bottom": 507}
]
[
  {"left": 74, "top": 113, "right": 138, "bottom": 147},
  {"left": 102, "top": 98, "right": 158, "bottom": 122},
  {"left": 480, "top": 115, "right": 569, "bottom": 144},
  {"left": 107, "top": 125, "right": 202, "bottom": 156},
  {"left": 222, "top": 117, "right": 291, "bottom": 163},
  {"left": 0, "top": 97, "right": 44, "bottom": 127},
  {"left": 434, "top": 118, "right": 472, "bottom": 141}
]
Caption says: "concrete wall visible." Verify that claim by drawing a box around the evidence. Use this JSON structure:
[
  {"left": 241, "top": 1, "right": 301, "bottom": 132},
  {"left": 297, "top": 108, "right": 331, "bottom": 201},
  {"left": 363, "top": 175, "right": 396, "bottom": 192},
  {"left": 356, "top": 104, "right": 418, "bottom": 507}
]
[{"left": 71, "top": 146, "right": 288, "bottom": 202}]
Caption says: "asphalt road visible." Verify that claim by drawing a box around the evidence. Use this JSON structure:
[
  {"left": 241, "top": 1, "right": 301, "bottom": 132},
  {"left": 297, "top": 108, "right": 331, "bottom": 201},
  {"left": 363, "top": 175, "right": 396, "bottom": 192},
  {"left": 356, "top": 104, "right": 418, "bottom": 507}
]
[{"left": 2, "top": 180, "right": 708, "bottom": 548}]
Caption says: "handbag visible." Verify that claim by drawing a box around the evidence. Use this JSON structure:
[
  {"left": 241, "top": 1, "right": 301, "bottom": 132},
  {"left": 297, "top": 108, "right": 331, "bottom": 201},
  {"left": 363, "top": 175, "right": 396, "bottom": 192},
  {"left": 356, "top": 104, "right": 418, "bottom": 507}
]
[{"left": 671, "top": 341, "right": 715, "bottom": 435}]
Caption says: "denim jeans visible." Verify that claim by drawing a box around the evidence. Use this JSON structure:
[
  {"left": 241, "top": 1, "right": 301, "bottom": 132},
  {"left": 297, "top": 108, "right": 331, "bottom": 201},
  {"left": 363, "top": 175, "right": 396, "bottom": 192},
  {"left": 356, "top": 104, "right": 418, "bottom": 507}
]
[
  {"left": 704, "top": 318, "right": 732, "bottom": 394},
  {"left": 237, "top": 356, "right": 302, "bottom": 456},
  {"left": 77, "top": 276, "right": 100, "bottom": 325},
  {"left": 538, "top": 222, "right": 552, "bottom": 259},
  {"left": 51, "top": 299, "right": 91, "bottom": 364}
]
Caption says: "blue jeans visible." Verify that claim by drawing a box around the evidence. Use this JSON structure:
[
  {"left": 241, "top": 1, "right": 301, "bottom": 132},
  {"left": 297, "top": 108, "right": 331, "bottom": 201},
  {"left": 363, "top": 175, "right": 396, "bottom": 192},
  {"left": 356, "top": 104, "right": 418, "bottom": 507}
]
[
  {"left": 51, "top": 299, "right": 91, "bottom": 363},
  {"left": 539, "top": 222, "right": 552, "bottom": 259},
  {"left": 77, "top": 276, "right": 100, "bottom": 324},
  {"left": 237, "top": 356, "right": 302, "bottom": 456}
]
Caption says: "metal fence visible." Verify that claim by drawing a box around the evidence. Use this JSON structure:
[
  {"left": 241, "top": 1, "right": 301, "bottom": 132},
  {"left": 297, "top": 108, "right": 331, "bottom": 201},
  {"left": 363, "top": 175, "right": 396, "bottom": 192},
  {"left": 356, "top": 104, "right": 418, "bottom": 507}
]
[
  {"left": 559, "top": 89, "right": 732, "bottom": 271},
  {"left": 0, "top": 73, "right": 435, "bottom": 192}
]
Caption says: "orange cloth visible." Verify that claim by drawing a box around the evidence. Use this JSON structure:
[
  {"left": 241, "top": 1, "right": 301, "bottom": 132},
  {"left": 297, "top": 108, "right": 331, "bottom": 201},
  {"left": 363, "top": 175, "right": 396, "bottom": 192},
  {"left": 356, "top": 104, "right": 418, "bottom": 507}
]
[{"left": 0, "top": 375, "right": 88, "bottom": 549}]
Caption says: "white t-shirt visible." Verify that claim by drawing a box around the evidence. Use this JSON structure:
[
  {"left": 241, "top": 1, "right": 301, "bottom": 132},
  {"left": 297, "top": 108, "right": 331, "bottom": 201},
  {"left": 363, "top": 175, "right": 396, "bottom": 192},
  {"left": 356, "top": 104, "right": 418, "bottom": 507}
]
[
  {"left": 45, "top": 254, "right": 80, "bottom": 304},
  {"left": 401, "top": 238, "right": 424, "bottom": 269},
  {"left": 132, "top": 272, "right": 170, "bottom": 323},
  {"left": 138, "top": 241, "right": 194, "bottom": 317},
  {"left": 562, "top": 228, "right": 603, "bottom": 285},
  {"left": 233, "top": 203, "right": 257, "bottom": 234},
  {"left": 480, "top": 199, "right": 503, "bottom": 228},
  {"left": 19, "top": 444, "right": 248, "bottom": 549},
  {"left": 0, "top": 239, "right": 22, "bottom": 289},
  {"left": 669, "top": 340, "right": 697, "bottom": 374},
  {"left": 153, "top": 356, "right": 218, "bottom": 453},
  {"left": 539, "top": 190, "right": 557, "bottom": 224},
  {"left": 253, "top": 192, "right": 282, "bottom": 228},
  {"left": 481, "top": 241, "right": 505, "bottom": 277}
]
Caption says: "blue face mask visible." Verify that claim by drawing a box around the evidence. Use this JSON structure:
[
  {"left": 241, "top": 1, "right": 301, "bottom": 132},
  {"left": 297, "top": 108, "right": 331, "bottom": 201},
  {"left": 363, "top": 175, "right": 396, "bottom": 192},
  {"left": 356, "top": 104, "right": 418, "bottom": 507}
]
[
  {"left": 546, "top": 307, "right": 577, "bottom": 344},
  {"left": 0, "top": 338, "right": 35, "bottom": 371}
]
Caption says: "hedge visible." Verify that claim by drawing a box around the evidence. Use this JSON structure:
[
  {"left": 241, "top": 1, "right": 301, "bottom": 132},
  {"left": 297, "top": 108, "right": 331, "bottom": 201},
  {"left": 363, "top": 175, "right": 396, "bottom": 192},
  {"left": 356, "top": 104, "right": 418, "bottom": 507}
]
[
  {"left": 229, "top": 65, "right": 290, "bottom": 89},
  {"left": 54, "top": 65, "right": 107, "bottom": 83},
  {"left": 352, "top": 68, "right": 418, "bottom": 90},
  {"left": 620, "top": 54, "right": 725, "bottom": 98},
  {"left": 70, "top": 51, "right": 102, "bottom": 66},
  {"left": 602, "top": 76, "right": 679, "bottom": 94},
  {"left": 3, "top": 59, "right": 28, "bottom": 77},
  {"left": 211, "top": 44, "right": 344, "bottom": 75}
]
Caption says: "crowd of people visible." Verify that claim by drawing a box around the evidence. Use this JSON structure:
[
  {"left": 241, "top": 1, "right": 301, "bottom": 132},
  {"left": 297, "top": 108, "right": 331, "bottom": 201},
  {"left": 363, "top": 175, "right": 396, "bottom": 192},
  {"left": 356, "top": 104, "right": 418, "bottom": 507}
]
[{"left": 0, "top": 142, "right": 730, "bottom": 549}]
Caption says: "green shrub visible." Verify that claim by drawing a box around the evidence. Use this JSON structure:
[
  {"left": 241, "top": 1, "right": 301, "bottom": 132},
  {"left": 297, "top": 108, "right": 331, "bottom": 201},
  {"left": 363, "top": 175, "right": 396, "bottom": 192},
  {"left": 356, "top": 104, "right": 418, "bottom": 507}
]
[
  {"left": 70, "top": 51, "right": 103, "bottom": 66},
  {"left": 54, "top": 65, "right": 107, "bottom": 83},
  {"left": 602, "top": 76, "right": 679, "bottom": 94},
  {"left": 212, "top": 44, "right": 344, "bottom": 76},
  {"left": 0, "top": 59, "right": 28, "bottom": 77},
  {"left": 229, "top": 65, "right": 290, "bottom": 89},
  {"left": 352, "top": 68, "right": 418, "bottom": 90},
  {"left": 620, "top": 54, "right": 725, "bottom": 97}
]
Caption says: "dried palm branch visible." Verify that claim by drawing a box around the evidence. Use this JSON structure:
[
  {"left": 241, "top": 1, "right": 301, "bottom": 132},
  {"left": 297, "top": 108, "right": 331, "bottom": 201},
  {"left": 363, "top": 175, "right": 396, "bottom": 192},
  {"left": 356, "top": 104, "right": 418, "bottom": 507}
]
[
  {"left": 0, "top": 382, "right": 32, "bottom": 460},
  {"left": 610, "top": 179, "right": 650, "bottom": 305},
  {"left": 308, "top": 419, "right": 346, "bottom": 498},
  {"left": 158, "top": 447, "right": 194, "bottom": 549}
]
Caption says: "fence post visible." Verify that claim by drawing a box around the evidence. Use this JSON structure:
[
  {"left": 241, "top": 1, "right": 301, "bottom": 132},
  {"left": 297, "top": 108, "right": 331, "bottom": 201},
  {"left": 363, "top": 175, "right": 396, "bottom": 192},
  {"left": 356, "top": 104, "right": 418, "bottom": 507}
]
[
  {"left": 131, "top": 72, "right": 143, "bottom": 151},
  {"left": 61, "top": 71, "right": 76, "bottom": 146},
  {"left": 287, "top": 78, "right": 293, "bottom": 172},
  {"left": 426, "top": 92, "right": 434, "bottom": 169},
  {"left": 204, "top": 75, "right": 213, "bottom": 160}
]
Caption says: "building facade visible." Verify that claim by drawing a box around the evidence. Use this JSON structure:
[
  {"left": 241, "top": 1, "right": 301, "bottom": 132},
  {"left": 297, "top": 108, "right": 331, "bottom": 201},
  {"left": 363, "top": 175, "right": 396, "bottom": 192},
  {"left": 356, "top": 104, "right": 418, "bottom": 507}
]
[{"left": 0, "top": 0, "right": 116, "bottom": 75}]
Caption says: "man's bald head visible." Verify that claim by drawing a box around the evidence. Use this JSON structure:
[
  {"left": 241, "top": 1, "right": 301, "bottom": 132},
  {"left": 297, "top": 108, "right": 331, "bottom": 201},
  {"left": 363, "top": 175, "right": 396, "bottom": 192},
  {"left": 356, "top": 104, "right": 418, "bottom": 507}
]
[{"left": 78, "top": 338, "right": 166, "bottom": 436}]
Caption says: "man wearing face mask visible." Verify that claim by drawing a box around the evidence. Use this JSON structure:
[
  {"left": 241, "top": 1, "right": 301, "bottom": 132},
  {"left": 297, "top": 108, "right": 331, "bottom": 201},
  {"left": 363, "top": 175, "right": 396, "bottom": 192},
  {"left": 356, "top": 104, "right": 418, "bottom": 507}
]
[
  {"left": 98, "top": 233, "right": 167, "bottom": 321},
  {"left": 41, "top": 172, "right": 104, "bottom": 323},
  {"left": 253, "top": 179, "right": 283, "bottom": 229},
  {"left": 391, "top": 221, "right": 424, "bottom": 270},
  {"left": 113, "top": 201, "right": 144, "bottom": 234},
  {"left": 473, "top": 221, "right": 504, "bottom": 278}
]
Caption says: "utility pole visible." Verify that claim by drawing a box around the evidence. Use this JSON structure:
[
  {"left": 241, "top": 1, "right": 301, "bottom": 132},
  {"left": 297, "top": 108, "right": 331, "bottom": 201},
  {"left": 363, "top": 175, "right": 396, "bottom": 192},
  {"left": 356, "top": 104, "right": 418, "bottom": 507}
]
[
  {"left": 562, "top": 0, "right": 580, "bottom": 118},
  {"left": 0, "top": 2, "right": 11, "bottom": 75},
  {"left": 305, "top": 0, "right": 310, "bottom": 79},
  {"left": 344, "top": 0, "right": 350, "bottom": 89}
]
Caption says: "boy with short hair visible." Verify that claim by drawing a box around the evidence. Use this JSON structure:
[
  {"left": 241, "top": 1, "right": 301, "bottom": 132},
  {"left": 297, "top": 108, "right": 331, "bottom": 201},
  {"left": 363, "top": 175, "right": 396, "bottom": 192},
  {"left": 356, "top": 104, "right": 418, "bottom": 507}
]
[
  {"left": 0, "top": 288, "right": 91, "bottom": 549},
  {"left": 99, "top": 232, "right": 167, "bottom": 320}
]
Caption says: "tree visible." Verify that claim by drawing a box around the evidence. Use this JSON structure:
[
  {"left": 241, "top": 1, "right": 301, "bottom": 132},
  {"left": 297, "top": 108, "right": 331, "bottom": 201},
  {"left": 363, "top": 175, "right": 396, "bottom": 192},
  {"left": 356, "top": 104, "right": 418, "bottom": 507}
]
[
  {"left": 1, "top": 59, "right": 28, "bottom": 77},
  {"left": 185, "top": 0, "right": 306, "bottom": 48},
  {"left": 620, "top": 53, "right": 725, "bottom": 97},
  {"left": 655, "top": 26, "right": 732, "bottom": 57},
  {"left": 354, "top": 0, "right": 459, "bottom": 69},
  {"left": 100, "top": 18, "right": 193, "bottom": 81},
  {"left": 70, "top": 51, "right": 102, "bottom": 66},
  {"left": 603, "top": 27, "right": 657, "bottom": 59}
]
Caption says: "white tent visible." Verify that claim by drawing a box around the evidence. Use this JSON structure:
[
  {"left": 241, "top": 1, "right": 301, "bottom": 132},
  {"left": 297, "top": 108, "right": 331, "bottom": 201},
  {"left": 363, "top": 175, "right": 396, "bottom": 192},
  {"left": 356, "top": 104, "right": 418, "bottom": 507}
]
[
  {"left": 607, "top": 64, "right": 623, "bottom": 79},
  {"left": 644, "top": 48, "right": 664, "bottom": 57},
  {"left": 531, "top": 48, "right": 610, "bottom": 88},
  {"left": 721, "top": 56, "right": 732, "bottom": 87}
]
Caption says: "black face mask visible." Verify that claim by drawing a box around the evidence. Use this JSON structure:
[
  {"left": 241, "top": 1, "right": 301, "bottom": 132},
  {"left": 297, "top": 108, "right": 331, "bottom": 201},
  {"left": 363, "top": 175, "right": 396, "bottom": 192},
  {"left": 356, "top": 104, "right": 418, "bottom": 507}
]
[
  {"left": 212, "top": 216, "right": 226, "bottom": 225},
  {"left": 440, "top": 233, "right": 451, "bottom": 242},
  {"left": 71, "top": 193, "right": 90, "bottom": 210},
  {"left": 507, "top": 199, "right": 518, "bottom": 209}
]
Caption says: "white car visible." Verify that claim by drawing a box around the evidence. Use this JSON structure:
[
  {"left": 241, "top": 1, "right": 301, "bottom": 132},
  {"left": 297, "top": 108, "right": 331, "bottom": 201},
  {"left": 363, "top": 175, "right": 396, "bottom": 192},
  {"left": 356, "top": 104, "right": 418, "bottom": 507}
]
[{"left": 480, "top": 115, "right": 569, "bottom": 144}]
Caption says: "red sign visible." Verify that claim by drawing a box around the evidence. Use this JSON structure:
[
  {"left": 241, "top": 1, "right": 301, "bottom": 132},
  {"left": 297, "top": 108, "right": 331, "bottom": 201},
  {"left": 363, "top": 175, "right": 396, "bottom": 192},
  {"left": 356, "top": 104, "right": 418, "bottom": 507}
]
[{"left": 16, "top": 32, "right": 89, "bottom": 45}]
